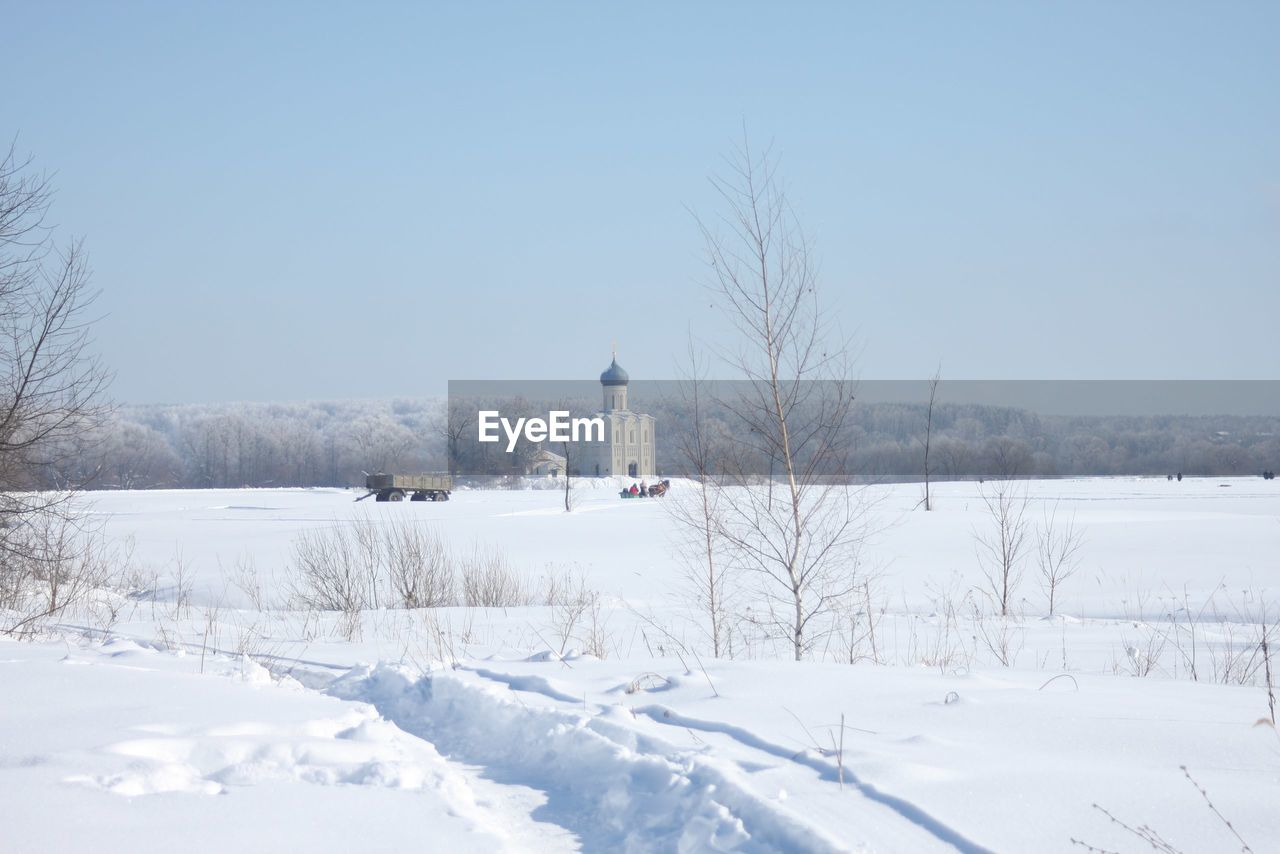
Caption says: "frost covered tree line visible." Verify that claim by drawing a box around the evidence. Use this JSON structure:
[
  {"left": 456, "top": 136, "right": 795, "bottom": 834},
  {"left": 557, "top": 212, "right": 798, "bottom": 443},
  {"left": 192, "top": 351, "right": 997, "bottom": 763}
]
[
  {"left": 46, "top": 399, "right": 448, "bottom": 490},
  {"left": 27, "top": 397, "right": 1279, "bottom": 491}
]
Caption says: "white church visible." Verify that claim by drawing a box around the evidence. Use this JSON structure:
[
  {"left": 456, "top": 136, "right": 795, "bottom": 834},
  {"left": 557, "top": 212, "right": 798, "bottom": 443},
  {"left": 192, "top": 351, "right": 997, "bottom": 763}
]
[{"left": 529, "top": 356, "right": 657, "bottom": 479}]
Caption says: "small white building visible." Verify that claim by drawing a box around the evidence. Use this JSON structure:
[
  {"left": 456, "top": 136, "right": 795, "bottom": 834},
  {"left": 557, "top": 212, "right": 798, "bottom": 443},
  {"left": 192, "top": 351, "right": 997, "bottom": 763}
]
[{"left": 528, "top": 448, "right": 567, "bottom": 477}]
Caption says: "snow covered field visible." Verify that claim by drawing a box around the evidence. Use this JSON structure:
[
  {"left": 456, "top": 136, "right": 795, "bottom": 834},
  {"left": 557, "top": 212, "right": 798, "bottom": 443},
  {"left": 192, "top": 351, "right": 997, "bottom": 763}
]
[{"left": 3, "top": 478, "right": 1278, "bottom": 852}]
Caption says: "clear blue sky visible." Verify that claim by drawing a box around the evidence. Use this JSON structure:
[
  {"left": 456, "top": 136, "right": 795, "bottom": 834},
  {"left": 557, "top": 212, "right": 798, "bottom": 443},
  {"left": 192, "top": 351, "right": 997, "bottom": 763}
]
[{"left": 4, "top": 1, "right": 1277, "bottom": 403}]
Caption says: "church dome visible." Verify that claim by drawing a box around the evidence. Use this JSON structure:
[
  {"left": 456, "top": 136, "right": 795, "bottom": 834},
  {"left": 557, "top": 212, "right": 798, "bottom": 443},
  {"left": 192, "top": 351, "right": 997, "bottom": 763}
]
[{"left": 600, "top": 358, "right": 629, "bottom": 386}]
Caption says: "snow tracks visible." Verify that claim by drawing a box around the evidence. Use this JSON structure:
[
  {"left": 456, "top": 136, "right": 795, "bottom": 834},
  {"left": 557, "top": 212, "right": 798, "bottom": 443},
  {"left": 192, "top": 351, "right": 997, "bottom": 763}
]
[{"left": 328, "top": 663, "right": 988, "bottom": 853}]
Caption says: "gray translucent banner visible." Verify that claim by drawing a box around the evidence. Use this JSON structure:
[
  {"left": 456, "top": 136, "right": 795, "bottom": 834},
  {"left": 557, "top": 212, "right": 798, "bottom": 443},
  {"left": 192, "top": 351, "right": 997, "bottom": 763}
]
[{"left": 446, "top": 380, "right": 1280, "bottom": 479}]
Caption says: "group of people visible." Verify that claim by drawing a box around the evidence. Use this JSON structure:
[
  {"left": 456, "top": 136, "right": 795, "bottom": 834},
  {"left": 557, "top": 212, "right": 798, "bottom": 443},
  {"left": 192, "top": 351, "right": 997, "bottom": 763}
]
[
  {"left": 619, "top": 479, "right": 671, "bottom": 498},
  {"left": 622, "top": 482, "right": 648, "bottom": 497}
]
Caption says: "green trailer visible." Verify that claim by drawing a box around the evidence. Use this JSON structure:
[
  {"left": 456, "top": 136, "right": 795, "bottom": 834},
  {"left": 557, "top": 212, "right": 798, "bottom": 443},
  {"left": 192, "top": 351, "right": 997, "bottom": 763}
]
[{"left": 360, "top": 473, "right": 452, "bottom": 502}]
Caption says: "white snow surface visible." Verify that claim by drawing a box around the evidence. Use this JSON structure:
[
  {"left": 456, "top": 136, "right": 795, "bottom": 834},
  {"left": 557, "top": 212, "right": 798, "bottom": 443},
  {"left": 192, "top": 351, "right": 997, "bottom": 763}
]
[{"left": 2, "top": 477, "right": 1279, "bottom": 852}]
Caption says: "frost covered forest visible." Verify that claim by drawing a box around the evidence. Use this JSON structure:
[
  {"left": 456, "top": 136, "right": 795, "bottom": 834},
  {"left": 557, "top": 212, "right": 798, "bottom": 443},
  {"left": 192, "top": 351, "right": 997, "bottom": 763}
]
[{"left": 43, "top": 397, "right": 1280, "bottom": 490}]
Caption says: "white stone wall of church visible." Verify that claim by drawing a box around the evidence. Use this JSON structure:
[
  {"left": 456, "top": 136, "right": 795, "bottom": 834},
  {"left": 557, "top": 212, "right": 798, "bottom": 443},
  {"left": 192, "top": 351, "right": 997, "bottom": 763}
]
[{"left": 560, "top": 377, "right": 655, "bottom": 478}]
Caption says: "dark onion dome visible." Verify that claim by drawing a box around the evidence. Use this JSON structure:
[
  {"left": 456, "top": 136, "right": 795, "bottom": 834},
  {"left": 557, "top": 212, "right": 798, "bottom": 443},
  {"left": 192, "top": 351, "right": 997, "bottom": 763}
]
[{"left": 600, "top": 358, "right": 629, "bottom": 386}]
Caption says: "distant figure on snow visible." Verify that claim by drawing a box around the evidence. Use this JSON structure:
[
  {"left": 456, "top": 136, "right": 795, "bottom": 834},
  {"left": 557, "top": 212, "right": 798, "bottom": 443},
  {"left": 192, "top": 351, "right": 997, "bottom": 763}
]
[
  {"left": 640, "top": 481, "right": 648, "bottom": 497},
  {"left": 630, "top": 483, "right": 639, "bottom": 495},
  {"left": 1176, "top": 472, "right": 1183, "bottom": 482}
]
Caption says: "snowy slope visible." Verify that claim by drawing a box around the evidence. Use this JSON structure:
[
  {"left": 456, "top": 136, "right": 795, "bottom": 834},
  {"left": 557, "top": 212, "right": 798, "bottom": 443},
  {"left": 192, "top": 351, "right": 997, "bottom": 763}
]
[
  {"left": 2, "top": 477, "right": 1278, "bottom": 852},
  {"left": 0, "top": 640, "right": 547, "bottom": 853}
]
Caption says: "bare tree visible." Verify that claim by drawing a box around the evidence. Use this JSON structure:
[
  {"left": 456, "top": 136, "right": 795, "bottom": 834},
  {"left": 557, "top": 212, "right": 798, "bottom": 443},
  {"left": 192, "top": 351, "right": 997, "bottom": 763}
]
[
  {"left": 441, "top": 398, "right": 474, "bottom": 478},
  {"left": 0, "top": 142, "right": 112, "bottom": 633},
  {"left": 289, "top": 522, "right": 370, "bottom": 639},
  {"left": 974, "top": 480, "right": 1031, "bottom": 617},
  {"left": 459, "top": 545, "right": 530, "bottom": 607},
  {"left": 921, "top": 367, "right": 941, "bottom": 511},
  {"left": 937, "top": 437, "right": 973, "bottom": 478},
  {"left": 0, "top": 512, "right": 115, "bottom": 637},
  {"left": 556, "top": 397, "right": 577, "bottom": 512},
  {"left": 696, "top": 137, "right": 865, "bottom": 661},
  {"left": 667, "top": 335, "right": 733, "bottom": 657},
  {"left": 1036, "top": 501, "right": 1084, "bottom": 616},
  {"left": 1261, "top": 606, "right": 1275, "bottom": 727},
  {"left": 561, "top": 437, "right": 574, "bottom": 511},
  {"left": 347, "top": 413, "right": 415, "bottom": 475},
  {"left": 386, "top": 520, "right": 456, "bottom": 609},
  {"left": 984, "top": 436, "right": 1032, "bottom": 480}
]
